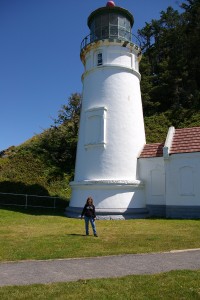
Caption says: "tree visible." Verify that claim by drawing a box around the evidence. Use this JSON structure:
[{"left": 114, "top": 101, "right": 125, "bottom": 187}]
[
  {"left": 181, "top": 0, "right": 200, "bottom": 108},
  {"left": 139, "top": 1, "right": 200, "bottom": 113},
  {"left": 24, "top": 93, "right": 81, "bottom": 174}
]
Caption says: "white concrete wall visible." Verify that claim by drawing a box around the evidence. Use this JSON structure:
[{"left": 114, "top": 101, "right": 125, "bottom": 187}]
[
  {"left": 70, "top": 180, "right": 146, "bottom": 210},
  {"left": 165, "top": 152, "right": 200, "bottom": 207},
  {"left": 69, "top": 40, "right": 146, "bottom": 216},
  {"left": 138, "top": 152, "right": 200, "bottom": 218},
  {"left": 138, "top": 157, "right": 165, "bottom": 206},
  {"left": 74, "top": 42, "right": 146, "bottom": 182}
]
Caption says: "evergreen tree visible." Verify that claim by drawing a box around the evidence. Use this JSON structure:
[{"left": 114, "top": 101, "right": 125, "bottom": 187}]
[{"left": 138, "top": 0, "right": 200, "bottom": 113}]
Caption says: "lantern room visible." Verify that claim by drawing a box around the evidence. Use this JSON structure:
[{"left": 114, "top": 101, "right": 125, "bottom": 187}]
[{"left": 87, "top": 2, "right": 134, "bottom": 43}]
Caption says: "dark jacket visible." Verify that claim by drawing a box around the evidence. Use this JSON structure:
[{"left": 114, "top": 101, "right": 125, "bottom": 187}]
[{"left": 81, "top": 204, "right": 96, "bottom": 218}]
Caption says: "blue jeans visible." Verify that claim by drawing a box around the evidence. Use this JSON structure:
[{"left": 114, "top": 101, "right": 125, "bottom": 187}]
[{"left": 84, "top": 216, "right": 97, "bottom": 235}]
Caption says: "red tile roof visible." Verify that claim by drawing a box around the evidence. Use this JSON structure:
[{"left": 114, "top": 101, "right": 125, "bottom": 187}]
[
  {"left": 170, "top": 127, "right": 200, "bottom": 154},
  {"left": 139, "top": 143, "right": 164, "bottom": 158},
  {"left": 139, "top": 127, "right": 200, "bottom": 158}
]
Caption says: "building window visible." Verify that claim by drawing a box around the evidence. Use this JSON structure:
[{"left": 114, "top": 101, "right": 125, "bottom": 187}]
[{"left": 97, "top": 53, "right": 103, "bottom": 66}]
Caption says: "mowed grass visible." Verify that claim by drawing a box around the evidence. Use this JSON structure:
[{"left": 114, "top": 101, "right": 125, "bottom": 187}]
[
  {"left": 0, "top": 270, "right": 200, "bottom": 300},
  {"left": 0, "top": 207, "right": 199, "bottom": 262}
]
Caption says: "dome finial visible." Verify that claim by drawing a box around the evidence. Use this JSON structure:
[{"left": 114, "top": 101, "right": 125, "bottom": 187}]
[{"left": 106, "top": 1, "right": 115, "bottom": 7}]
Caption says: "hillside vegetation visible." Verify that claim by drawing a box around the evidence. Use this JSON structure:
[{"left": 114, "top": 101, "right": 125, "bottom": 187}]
[{"left": 0, "top": 0, "right": 199, "bottom": 198}]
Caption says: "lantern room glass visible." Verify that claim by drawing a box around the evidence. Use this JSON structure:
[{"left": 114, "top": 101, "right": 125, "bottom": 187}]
[{"left": 90, "top": 12, "right": 132, "bottom": 42}]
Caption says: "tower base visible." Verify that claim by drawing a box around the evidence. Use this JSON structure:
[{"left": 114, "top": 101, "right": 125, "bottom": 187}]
[
  {"left": 65, "top": 206, "right": 149, "bottom": 220},
  {"left": 66, "top": 179, "right": 147, "bottom": 220}
]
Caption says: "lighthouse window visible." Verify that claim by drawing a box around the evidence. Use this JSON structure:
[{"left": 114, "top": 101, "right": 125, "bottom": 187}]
[
  {"left": 110, "top": 26, "right": 118, "bottom": 38},
  {"left": 119, "top": 15, "right": 126, "bottom": 27},
  {"left": 119, "top": 28, "right": 125, "bottom": 38},
  {"left": 97, "top": 53, "right": 103, "bottom": 66},
  {"left": 95, "top": 16, "right": 101, "bottom": 28},
  {"left": 110, "top": 13, "right": 118, "bottom": 25},
  {"left": 102, "top": 26, "right": 109, "bottom": 38},
  {"left": 95, "top": 28, "right": 101, "bottom": 39},
  {"left": 90, "top": 12, "right": 132, "bottom": 42},
  {"left": 125, "top": 18, "right": 131, "bottom": 31},
  {"left": 102, "top": 14, "right": 109, "bottom": 25}
]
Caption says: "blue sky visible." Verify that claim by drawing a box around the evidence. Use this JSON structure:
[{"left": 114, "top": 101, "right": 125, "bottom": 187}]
[{"left": 0, "top": 0, "right": 183, "bottom": 151}]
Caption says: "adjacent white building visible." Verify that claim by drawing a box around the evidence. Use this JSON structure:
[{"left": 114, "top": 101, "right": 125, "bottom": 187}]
[
  {"left": 139, "top": 127, "right": 200, "bottom": 219},
  {"left": 66, "top": 2, "right": 200, "bottom": 219}
]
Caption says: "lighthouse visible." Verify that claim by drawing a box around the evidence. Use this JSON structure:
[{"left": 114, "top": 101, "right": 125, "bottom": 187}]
[{"left": 67, "top": 1, "right": 146, "bottom": 219}]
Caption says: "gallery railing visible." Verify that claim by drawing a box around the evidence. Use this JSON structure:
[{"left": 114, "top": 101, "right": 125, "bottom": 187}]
[{"left": 81, "top": 32, "right": 141, "bottom": 52}]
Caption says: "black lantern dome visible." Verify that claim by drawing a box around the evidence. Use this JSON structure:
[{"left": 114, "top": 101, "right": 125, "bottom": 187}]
[{"left": 88, "top": 3, "right": 134, "bottom": 43}]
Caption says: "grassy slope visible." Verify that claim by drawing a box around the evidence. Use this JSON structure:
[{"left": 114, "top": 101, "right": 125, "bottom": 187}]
[{"left": 0, "top": 147, "right": 71, "bottom": 200}]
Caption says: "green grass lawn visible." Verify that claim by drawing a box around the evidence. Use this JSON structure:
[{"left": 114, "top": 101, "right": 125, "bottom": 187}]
[
  {"left": 0, "top": 207, "right": 199, "bottom": 262},
  {"left": 0, "top": 270, "right": 199, "bottom": 300},
  {"left": 0, "top": 207, "right": 200, "bottom": 299}
]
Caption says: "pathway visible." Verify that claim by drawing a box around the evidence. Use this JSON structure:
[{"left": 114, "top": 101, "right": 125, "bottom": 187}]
[{"left": 0, "top": 249, "right": 200, "bottom": 286}]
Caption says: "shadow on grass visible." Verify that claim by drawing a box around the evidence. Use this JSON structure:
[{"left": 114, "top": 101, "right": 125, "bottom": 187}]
[
  {"left": 65, "top": 233, "right": 86, "bottom": 237},
  {"left": 0, "top": 181, "right": 50, "bottom": 195},
  {"left": 0, "top": 205, "right": 67, "bottom": 217},
  {"left": 0, "top": 181, "right": 70, "bottom": 216}
]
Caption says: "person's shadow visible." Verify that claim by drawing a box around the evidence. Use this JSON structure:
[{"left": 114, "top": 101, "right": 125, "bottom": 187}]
[{"left": 65, "top": 233, "right": 86, "bottom": 236}]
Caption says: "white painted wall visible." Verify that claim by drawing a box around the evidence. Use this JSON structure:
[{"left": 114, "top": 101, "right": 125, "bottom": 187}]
[
  {"left": 165, "top": 152, "right": 200, "bottom": 206},
  {"left": 70, "top": 180, "right": 146, "bottom": 211},
  {"left": 74, "top": 42, "right": 145, "bottom": 182},
  {"left": 138, "top": 157, "right": 165, "bottom": 206},
  {"left": 69, "top": 40, "right": 146, "bottom": 216},
  {"left": 139, "top": 151, "right": 200, "bottom": 215}
]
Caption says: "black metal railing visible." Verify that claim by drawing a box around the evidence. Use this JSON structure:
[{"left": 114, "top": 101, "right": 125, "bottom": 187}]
[
  {"left": 80, "top": 32, "right": 141, "bottom": 52},
  {"left": 0, "top": 192, "right": 67, "bottom": 209}
]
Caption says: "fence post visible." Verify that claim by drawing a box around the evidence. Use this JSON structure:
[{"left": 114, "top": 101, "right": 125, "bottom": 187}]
[
  {"left": 25, "top": 194, "right": 28, "bottom": 209},
  {"left": 0, "top": 192, "right": 64, "bottom": 209}
]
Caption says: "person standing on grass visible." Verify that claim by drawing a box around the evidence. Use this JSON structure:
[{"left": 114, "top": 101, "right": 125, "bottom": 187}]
[{"left": 81, "top": 196, "right": 98, "bottom": 237}]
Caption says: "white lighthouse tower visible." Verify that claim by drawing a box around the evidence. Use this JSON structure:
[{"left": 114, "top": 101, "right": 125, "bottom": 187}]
[{"left": 67, "top": 1, "right": 146, "bottom": 219}]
